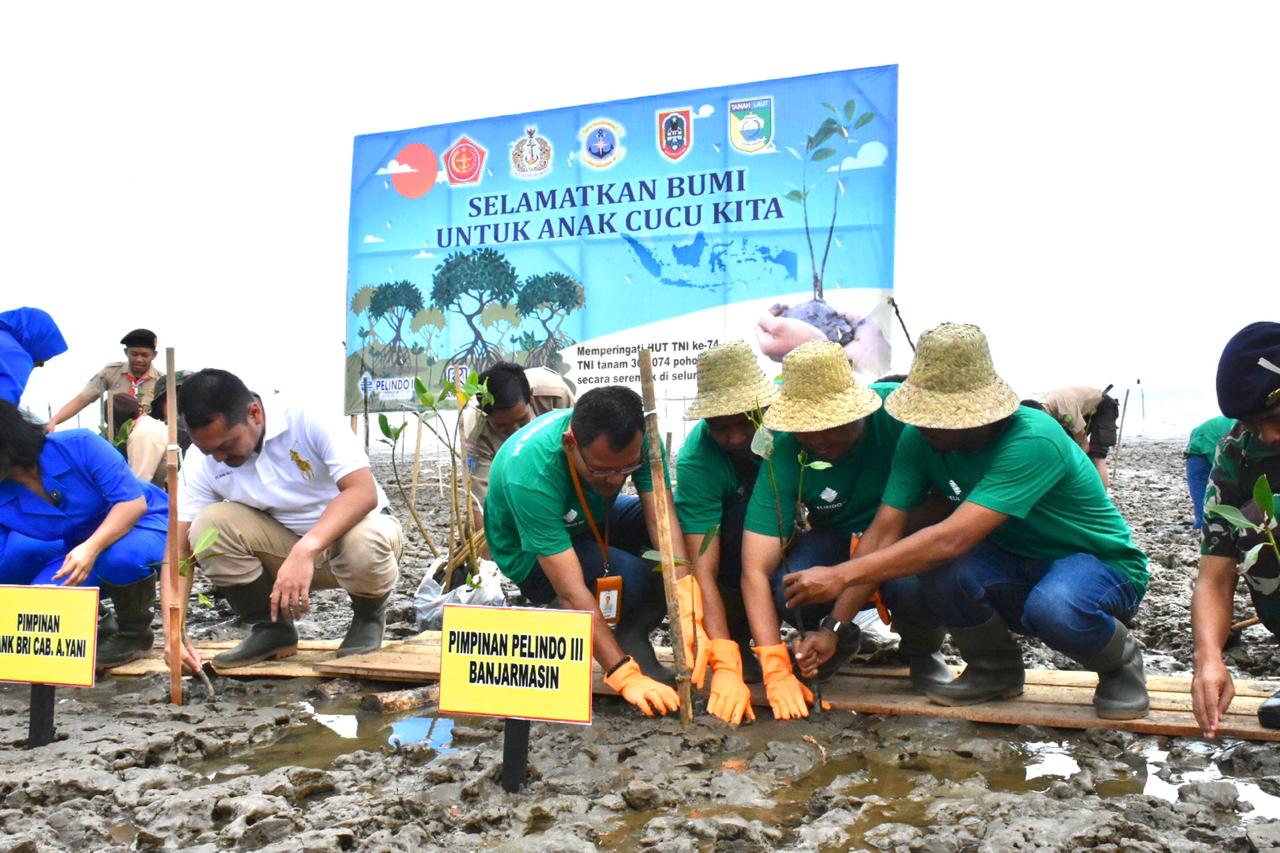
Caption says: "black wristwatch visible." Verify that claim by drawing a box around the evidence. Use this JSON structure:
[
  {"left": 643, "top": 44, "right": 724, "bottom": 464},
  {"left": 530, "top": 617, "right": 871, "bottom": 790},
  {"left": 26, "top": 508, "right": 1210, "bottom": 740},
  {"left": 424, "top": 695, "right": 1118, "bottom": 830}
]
[{"left": 819, "top": 615, "right": 844, "bottom": 635}]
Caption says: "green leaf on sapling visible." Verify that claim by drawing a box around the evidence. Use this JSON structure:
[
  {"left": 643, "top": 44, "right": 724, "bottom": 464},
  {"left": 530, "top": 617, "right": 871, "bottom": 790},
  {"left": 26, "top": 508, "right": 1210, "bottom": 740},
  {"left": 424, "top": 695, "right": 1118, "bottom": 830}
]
[
  {"left": 1206, "top": 504, "right": 1261, "bottom": 531},
  {"left": 1242, "top": 542, "right": 1267, "bottom": 573},
  {"left": 806, "top": 460, "right": 833, "bottom": 470},
  {"left": 378, "top": 413, "right": 393, "bottom": 439},
  {"left": 1254, "top": 474, "right": 1275, "bottom": 520},
  {"left": 698, "top": 524, "right": 721, "bottom": 557}
]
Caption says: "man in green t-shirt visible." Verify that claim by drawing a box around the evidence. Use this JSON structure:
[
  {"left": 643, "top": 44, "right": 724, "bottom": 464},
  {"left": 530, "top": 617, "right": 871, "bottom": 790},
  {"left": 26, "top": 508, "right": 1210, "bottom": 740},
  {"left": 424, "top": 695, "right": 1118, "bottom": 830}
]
[
  {"left": 674, "top": 341, "right": 780, "bottom": 725},
  {"left": 1184, "top": 414, "right": 1237, "bottom": 531},
  {"left": 739, "top": 340, "right": 925, "bottom": 720},
  {"left": 782, "top": 323, "right": 1151, "bottom": 721},
  {"left": 1191, "top": 321, "right": 1280, "bottom": 737},
  {"left": 484, "top": 386, "right": 710, "bottom": 718}
]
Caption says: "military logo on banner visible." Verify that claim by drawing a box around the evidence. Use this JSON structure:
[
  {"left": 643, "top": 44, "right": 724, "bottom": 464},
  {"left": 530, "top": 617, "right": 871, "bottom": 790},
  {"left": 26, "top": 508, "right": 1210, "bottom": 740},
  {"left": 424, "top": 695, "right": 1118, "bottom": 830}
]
[
  {"left": 579, "top": 119, "right": 625, "bottom": 169},
  {"left": 511, "top": 127, "right": 553, "bottom": 179},
  {"left": 657, "top": 108, "right": 692, "bottom": 162},
  {"left": 729, "top": 96, "right": 773, "bottom": 154},
  {"left": 443, "top": 136, "right": 486, "bottom": 185}
]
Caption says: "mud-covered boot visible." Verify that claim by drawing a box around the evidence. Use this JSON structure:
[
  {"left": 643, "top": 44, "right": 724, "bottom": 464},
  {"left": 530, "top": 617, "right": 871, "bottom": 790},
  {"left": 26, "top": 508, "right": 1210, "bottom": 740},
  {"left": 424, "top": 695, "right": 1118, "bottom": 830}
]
[
  {"left": 1260, "top": 690, "right": 1280, "bottom": 730},
  {"left": 924, "top": 614, "right": 1024, "bottom": 706},
  {"left": 613, "top": 583, "right": 673, "bottom": 683},
  {"left": 894, "top": 619, "right": 954, "bottom": 692},
  {"left": 338, "top": 592, "right": 390, "bottom": 657},
  {"left": 96, "top": 575, "right": 156, "bottom": 669},
  {"left": 211, "top": 574, "right": 298, "bottom": 670},
  {"left": 98, "top": 600, "right": 118, "bottom": 640},
  {"left": 1076, "top": 622, "right": 1149, "bottom": 720},
  {"left": 719, "top": 582, "right": 761, "bottom": 683}
]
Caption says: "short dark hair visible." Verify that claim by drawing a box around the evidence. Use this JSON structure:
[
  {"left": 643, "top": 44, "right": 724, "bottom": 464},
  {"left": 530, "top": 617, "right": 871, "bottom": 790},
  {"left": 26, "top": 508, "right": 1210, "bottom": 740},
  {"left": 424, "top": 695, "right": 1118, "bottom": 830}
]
[
  {"left": 571, "top": 386, "right": 644, "bottom": 451},
  {"left": 479, "top": 362, "right": 531, "bottom": 413},
  {"left": 0, "top": 400, "right": 47, "bottom": 479},
  {"left": 178, "top": 368, "right": 255, "bottom": 430},
  {"left": 111, "top": 393, "right": 140, "bottom": 426},
  {"left": 1019, "top": 399, "right": 1046, "bottom": 412}
]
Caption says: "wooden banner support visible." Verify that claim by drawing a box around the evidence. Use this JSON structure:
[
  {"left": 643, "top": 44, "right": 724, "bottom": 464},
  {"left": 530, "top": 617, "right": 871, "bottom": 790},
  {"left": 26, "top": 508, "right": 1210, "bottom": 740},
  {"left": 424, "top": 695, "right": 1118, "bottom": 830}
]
[
  {"left": 164, "top": 349, "right": 183, "bottom": 705},
  {"left": 638, "top": 347, "right": 693, "bottom": 724}
]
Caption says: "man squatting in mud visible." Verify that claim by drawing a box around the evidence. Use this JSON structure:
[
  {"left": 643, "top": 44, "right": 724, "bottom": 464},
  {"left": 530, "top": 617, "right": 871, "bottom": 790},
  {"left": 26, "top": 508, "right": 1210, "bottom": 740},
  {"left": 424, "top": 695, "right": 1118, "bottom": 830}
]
[
  {"left": 484, "top": 385, "right": 714, "bottom": 717},
  {"left": 1192, "top": 321, "right": 1280, "bottom": 737},
  {"left": 163, "top": 368, "right": 405, "bottom": 673},
  {"left": 784, "top": 323, "right": 1152, "bottom": 721}
]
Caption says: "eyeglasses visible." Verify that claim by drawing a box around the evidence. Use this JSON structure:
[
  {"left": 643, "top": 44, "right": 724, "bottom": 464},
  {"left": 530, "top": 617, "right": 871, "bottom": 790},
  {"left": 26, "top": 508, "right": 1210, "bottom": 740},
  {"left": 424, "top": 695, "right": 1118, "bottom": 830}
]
[{"left": 566, "top": 428, "right": 644, "bottom": 478}]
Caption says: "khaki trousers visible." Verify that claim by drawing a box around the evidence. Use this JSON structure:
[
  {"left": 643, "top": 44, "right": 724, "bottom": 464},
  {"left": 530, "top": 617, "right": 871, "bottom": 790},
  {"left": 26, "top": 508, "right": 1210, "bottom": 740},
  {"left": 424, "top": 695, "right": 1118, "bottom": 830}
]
[{"left": 190, "top": 502, "right": 403, "bottom": 597}]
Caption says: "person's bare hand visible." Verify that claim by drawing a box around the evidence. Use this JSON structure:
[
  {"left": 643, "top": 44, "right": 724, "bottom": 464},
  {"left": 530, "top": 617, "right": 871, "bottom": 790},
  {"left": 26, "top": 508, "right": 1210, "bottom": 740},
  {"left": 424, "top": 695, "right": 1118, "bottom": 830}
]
[
  {"left": 793, "top": 630, "right": 837, "bottom": 681},
  {"left": 756, "top": 311, "right": 826, "bottom": 362},
  {"left": 52, "top": 542, "right": 98, "bottom": 586},
  {"left": 782, "top": 565, "right": 847, "bottom": 608},
  {"left": 270, "top": 548, "right": 316, "bottom": 622},
  {"left": 1192, "top": 657, "right": 1235, "bottom": 739}
]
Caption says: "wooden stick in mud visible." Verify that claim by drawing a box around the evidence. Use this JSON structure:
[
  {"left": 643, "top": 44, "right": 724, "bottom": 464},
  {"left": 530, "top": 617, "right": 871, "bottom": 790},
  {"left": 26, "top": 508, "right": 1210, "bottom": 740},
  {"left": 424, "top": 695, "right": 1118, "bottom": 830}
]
[
  {"left": 638, "top": 348, "right": 693, "bottom": 724},
  {"left": 360, "top": 684, "right": 439, "bottom": 713},
  {"left": 1232, "top": 616, "right": 1261, "bottom": 632},
  {"left": 164, "top": 350, "right": 182, "bottom": 706},
  {"left": 408, "top": 411, "right": 424, "bottom": 519}
]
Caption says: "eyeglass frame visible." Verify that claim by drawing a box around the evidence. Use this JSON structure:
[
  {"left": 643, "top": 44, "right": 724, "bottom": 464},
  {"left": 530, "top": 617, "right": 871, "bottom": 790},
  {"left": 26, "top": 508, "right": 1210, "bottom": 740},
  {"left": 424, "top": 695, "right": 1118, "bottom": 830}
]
[{"left": 563, "top": 427, "right": 644, "bottom": 478}]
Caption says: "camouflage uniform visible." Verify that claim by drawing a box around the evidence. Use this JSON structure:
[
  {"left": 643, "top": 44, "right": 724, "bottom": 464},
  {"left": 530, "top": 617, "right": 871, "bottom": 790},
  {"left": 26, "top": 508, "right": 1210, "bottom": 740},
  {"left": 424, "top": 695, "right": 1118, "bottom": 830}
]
[{"left": 1201, "top": 424, "right": 1280, "bottom": 633}]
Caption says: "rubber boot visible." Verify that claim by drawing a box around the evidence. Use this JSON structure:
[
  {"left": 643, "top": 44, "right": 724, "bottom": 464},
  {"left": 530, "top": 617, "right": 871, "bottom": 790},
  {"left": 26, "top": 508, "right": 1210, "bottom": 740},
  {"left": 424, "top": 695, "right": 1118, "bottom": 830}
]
[
  {"left": 338, "top": 592, "right": 390, "bottom": 657},
  {"left": 96, "top": 575, "right": 156, "bottom": 669},
  {"left": 98, "top": 600, "right": 118, "bottom": 640},
  {"left": 719, "top": 582, "right": 761, "bottom": 684},
  {"left": 211, "top": 574, "right": 298, "bottom": 669},
  {"left": 1260, "top": 689, "right": 1280, "bottom": 730},
  {"left": 923, "top": 614, "right": 1025, "bottom": 706},
  {"left": 1075, "top": 622, "right": 1150, "bottom": 720},
  {"left": 613, "top": 583, "right": 674, "bottom": 683},
  {"left": 894, "top": 620, "right": 955, "bottom": 692}
]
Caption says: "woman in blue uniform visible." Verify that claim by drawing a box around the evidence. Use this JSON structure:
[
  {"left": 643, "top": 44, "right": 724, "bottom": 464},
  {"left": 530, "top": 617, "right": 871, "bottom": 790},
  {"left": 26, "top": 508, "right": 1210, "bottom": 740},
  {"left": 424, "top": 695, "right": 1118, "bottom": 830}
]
[
  {"left": 0, "top": 307, "right": 67, "bottom": 404},
  {"left": 0, "top": 399, "right": 167, "bottom": 667}
]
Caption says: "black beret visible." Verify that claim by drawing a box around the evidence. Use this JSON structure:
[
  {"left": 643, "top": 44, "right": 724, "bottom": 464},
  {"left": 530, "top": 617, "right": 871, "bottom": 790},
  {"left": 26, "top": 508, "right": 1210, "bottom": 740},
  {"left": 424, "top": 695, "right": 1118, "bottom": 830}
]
[
  {"left": 120, "top": 328, "right": 157, "bottom": 349},
  {"left": 1216, "top": 321, "right": 1280, "bottom": 418}
]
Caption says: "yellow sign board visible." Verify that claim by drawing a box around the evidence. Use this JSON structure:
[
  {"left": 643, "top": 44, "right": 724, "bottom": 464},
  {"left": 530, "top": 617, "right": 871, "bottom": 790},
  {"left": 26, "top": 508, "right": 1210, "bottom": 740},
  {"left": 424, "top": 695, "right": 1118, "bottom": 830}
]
[
  {"left": 439, "top": 604, "right": 593, "bottom": 725},
  {"left": 0, "top": 585, "right": 99, "bottom": 688}
]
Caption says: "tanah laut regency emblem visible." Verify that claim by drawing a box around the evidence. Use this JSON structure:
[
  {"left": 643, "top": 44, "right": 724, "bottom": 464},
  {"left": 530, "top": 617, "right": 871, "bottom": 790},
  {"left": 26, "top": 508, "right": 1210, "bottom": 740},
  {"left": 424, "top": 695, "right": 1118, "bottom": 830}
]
[
  {"left": 729, "top": 96, "right": 773, "bottom": 154},
  {"left": 579, "top": 119, "right": 625, "bottom": 169},
  {"left": 657, "top": 108, "right": 692, "bottom": 161},
  {"left": 444, "top": 136, "right": 486, "bottom": 185},
  {"left": 511, "top": 127, "right": 553, "bottom": 178}
]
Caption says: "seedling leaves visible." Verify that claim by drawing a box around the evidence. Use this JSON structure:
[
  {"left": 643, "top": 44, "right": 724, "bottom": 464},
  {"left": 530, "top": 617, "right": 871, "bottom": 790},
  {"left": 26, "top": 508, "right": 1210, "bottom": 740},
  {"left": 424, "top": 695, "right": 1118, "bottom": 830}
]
[{"left": 1253, "top": 474, "right": 1275, "bottom": 520}]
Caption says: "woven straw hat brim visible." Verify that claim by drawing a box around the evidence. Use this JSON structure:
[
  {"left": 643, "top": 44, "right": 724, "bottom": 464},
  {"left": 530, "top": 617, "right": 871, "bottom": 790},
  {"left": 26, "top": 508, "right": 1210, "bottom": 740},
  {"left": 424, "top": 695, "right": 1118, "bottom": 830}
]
[
  {"left": 685, "top": 380, "right": 779, "bottom": 420},
  {"left": 763, "top": 383, "right": 883, "bottom": 433},
  {"left": 884, "top": 379, "right": 1020, "bottom": 429}
]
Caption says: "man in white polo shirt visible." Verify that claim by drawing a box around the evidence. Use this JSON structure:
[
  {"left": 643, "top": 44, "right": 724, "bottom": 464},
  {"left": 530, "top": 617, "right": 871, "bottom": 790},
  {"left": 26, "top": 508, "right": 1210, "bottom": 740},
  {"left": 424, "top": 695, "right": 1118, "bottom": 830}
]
[{"left": 165, "top": 368, "right": 403, "bottom": 671}]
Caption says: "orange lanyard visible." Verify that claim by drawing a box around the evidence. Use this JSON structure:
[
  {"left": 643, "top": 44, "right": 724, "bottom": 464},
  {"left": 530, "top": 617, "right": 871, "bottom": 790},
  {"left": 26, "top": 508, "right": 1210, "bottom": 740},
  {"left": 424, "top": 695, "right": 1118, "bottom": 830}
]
[{"left": 565, "top": 441, "right": 611, "bottom": 572}]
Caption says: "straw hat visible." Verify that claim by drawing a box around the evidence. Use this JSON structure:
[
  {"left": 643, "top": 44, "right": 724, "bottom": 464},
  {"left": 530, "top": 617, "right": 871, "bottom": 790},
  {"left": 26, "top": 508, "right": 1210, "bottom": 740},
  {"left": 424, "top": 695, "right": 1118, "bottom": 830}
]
[
  {"left": 684, "top": 341, "right": 780, "bottom": 420},
  {"left": 884, "top": 323, "right": 1020, "bottom": 428},
  {"left": 762, "top": 340, "right": 882, "bottom": 433}
]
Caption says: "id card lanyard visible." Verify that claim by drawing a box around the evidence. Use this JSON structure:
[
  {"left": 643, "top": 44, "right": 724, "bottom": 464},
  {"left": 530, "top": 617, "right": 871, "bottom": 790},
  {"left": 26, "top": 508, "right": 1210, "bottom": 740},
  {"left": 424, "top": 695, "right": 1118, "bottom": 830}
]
[{"left": 565, "top": 440, "right": 622, "bottom": 625}]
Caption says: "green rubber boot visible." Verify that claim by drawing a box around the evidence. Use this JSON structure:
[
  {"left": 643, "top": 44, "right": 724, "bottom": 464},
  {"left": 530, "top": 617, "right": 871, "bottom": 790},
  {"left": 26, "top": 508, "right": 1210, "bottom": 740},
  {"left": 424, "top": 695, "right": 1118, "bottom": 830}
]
[
  {"left": 338, "top": 592, "right": 390, "bottom": 657},
  {"left": 96, "top": 575, "right": 156, "bottom": 669},
  {"left": 893, "top": 619, "right": 954, "bottom": 692},
  {"left": 1076, "top": 622, "right": 1149, "bottom": 720},
  {"left": 924, "top": 614, "right": 1024, "bottom": 706},
  {"left": 211, "top": 575, "right": 298, "bottom": 670}
]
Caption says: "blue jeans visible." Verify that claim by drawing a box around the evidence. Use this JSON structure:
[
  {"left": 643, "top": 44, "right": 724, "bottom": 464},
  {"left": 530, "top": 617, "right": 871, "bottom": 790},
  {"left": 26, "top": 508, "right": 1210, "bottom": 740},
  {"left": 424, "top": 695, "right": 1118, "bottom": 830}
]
[
  {"left": 1186, "top": 454, "right": 1212, "bottom": 531},
  {"left": 917, "top": 541, "right": 1141, "bottom": 658},
  {"left": 771, "top": 526, "right": 850, "bottom": 630},
  {"left": 0, "top": 527, "right": 163, "bottom": 587},
  {"left": 517, "top": 495, "right": 659, "bottom": 628},
  {"left": 711, "top": 496, "right": 749, "bottom": 589}
]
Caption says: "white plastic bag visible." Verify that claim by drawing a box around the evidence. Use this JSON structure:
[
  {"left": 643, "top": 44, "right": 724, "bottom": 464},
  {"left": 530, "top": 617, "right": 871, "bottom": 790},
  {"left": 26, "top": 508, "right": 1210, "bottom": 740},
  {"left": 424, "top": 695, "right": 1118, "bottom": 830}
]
[{"left": 413, "top": 557, "right": 507, "bottom": 630}]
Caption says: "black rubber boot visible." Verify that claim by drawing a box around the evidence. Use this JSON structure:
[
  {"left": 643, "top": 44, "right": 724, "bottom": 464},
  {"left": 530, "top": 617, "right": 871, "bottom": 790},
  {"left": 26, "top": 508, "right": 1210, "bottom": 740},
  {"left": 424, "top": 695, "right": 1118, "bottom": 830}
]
[
  {"left": 719, "top": 582, "right": 761, "bottom": 684},
  {"left": 338, "top": 592, "right": 390, "bottom": 657},
  {"left": 893, "top": 619, "right": 954, "bottom": 692},
  {"left": 1260, "top": 689, "right": 1280, "bottom": 730},
  {"left": 924, "top": 614, "right": 1025, "bottom": 706},
  {"left": 817, "top": 622, "right": 863, "bottom": 681},
  {"left": 211, "top": 574, "right": 298, "bottom": 670},
  {"left": 96, "top": 575, "right": 156, "bottom": 669},
  {"left": 98, "top": 600, "right": 118, "bottom": 640},
  {"left": 1075, "top": 622, "right": 1150, "bottom": 720},
  {"left": 614, "top": 583, "right": 674, "bottom": 683}
]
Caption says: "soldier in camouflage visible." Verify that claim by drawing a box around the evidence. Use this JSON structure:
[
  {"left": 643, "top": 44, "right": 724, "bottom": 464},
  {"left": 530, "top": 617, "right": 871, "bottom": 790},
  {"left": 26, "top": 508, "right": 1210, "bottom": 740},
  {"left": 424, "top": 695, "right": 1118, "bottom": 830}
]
[{"left": 1191, "top": 321, "right": 1280, "bottom": 737}]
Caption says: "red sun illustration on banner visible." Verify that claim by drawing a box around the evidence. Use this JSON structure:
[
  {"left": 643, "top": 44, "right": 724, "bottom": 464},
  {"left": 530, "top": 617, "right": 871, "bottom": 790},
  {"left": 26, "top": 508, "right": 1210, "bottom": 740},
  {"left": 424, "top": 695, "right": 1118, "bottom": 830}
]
[{"left": 389, "top": 143, "right": 438, "bottom": 199}]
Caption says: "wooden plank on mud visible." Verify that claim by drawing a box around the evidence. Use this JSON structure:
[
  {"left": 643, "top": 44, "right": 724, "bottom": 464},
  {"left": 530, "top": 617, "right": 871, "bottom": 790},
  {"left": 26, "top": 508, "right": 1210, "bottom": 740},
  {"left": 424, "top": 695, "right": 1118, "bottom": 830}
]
[{"left": 109, "top": 639, "right": 344, "bottom": 678}]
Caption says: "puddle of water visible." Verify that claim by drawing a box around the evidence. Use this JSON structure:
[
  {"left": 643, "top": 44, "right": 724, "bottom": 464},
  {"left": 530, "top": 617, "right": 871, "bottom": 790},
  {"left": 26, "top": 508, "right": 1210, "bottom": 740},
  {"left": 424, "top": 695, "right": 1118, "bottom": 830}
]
[
  {"left": 1023, "top": 741, "right": 1081, "bottom": 781},
  {"left": 1141, "top": 741, "right": 1280, "bottom": 820}
]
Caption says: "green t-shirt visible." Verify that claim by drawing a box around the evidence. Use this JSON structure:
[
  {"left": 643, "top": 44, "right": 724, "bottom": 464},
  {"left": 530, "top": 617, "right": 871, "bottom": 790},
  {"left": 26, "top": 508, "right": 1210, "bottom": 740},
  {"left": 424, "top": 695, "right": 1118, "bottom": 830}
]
[
  {"left": 881, "top": 406, "right": 1149, "bottom": 594},
  {"left": 744, "top": 383, "right": 904, "bottom": 540},
  {"left": 484, "top": 408, "right": 670, "bottom": 583},
  {"left": 1186, "top": 415, "right": 1237, "bottom": 459},
  {"left": 674, "top": 419, "right": 759, "bottom": 536}
]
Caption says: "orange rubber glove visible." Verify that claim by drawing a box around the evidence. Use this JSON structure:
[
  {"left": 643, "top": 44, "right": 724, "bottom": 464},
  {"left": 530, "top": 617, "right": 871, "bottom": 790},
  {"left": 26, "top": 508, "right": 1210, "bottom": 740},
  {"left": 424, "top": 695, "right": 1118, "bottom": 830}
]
[
  {"left": 753, "top": 643, "right": 814, "bottom": 720},
  {"left": 604, "top": 658, "right": 680, "bottom": 717},
  {"left": 706, "top": 639, "right": 756, "bottom": 726},
  {"left": 674, "top": 574, "right": 711, "bottom": 688}
]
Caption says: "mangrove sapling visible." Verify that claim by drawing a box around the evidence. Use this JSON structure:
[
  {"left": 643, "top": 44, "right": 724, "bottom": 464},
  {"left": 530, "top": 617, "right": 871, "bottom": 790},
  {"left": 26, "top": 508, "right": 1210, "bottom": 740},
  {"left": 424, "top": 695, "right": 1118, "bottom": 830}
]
[{"left": 1206, "top": 473, "right": 1280, "bottom": 572}]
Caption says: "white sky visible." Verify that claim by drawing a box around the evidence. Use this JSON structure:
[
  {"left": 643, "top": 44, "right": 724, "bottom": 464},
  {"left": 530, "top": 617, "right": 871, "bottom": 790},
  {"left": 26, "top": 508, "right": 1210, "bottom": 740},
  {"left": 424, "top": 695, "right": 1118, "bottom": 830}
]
[{"left": 3, "top": 2, "right": 1276, "bottom": 439}]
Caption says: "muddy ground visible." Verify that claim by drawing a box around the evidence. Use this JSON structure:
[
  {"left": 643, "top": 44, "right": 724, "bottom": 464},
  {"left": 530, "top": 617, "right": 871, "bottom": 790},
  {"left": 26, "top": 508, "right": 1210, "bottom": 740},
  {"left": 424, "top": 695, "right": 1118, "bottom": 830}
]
[{"left": 3, "top": 439, "right": 1280, "bottom": 851}]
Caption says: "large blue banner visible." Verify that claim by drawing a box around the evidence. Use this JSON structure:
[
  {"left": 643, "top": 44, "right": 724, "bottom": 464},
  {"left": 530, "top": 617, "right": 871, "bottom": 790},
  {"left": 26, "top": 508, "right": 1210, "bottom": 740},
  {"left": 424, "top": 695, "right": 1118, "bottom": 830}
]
[{"left": 346, "top": 65, "right": 897, "bottom": 412}]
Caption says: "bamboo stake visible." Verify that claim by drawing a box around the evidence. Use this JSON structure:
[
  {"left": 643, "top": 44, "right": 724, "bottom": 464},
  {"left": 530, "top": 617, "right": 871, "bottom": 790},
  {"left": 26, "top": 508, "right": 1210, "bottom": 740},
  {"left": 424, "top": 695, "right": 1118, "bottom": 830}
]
[
  {"left": 409, "top": 409, "right": 425, "bottom": 513},
  {"left": 1232, "top": 616, "right": 1261, "bottom": 632},
  {"left": 163, "top": 350, "right": 182, "bottom": 705},
  {"left": 638, "top": 348, "right": 693, "bottom": 724}
]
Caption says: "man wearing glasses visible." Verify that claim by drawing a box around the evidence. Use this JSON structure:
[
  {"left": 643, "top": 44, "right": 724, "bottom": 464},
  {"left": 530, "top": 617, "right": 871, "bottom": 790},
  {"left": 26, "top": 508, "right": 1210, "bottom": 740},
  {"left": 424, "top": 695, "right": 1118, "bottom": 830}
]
[{"left": 484, "top": 385, "right": 710, "bottom": 717}]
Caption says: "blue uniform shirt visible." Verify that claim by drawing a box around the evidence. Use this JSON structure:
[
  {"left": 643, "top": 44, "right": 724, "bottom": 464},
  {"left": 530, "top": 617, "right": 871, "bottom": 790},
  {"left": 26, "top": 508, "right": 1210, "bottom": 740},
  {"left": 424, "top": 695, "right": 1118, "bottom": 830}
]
[{"left": 0, "top": 307, "right": 67, "bottom": 404}]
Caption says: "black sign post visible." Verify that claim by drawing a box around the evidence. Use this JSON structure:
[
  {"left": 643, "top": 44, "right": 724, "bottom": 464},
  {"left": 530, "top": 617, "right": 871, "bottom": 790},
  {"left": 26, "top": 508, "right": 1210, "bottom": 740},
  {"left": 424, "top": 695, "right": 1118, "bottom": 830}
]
[
  {"left": 501, "top": 718, "right": 530, "bottom": 792},
  {"left": 28, "top": 684, "right": 56, "bottom": 748}
]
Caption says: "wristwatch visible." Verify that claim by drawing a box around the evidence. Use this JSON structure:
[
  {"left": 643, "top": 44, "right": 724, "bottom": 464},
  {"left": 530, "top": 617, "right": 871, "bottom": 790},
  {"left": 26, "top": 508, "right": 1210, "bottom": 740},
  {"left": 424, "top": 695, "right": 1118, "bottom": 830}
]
[{"left": 818, "top": 615, "right": 844, "bottom": 635}]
